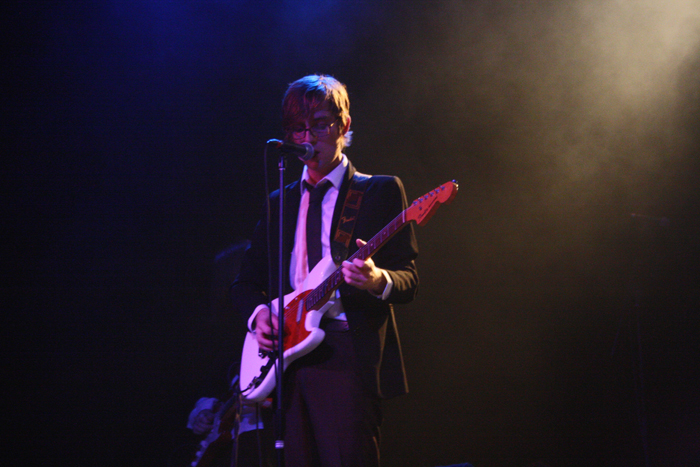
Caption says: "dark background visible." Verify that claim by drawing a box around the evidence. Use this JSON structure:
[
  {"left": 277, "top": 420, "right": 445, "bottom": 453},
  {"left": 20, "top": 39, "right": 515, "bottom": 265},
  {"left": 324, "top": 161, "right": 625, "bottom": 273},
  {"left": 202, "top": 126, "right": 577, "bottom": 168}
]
[{"left": 4, "top": 1, "right": 700, "bottom": 466}]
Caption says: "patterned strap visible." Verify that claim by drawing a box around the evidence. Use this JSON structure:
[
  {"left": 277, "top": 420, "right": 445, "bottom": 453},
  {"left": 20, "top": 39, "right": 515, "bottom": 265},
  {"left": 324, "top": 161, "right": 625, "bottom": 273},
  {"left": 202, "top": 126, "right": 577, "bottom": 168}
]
[{"left": 331, "top": 174, "right": 368, "bottom": 262}]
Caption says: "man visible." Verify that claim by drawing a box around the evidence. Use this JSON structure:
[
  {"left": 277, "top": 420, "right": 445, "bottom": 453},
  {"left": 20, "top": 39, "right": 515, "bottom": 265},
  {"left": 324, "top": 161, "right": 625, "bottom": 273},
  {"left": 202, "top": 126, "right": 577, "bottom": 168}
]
[{"left": 230, "top": 75, "right": 419, "bottom": 467}]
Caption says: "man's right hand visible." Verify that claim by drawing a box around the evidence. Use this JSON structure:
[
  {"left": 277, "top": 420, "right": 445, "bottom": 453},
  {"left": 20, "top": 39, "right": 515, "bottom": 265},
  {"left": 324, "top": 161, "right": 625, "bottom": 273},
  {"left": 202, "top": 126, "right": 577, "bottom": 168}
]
[{"left": 254, "top": 306, "right": 279, "bottom": 352}]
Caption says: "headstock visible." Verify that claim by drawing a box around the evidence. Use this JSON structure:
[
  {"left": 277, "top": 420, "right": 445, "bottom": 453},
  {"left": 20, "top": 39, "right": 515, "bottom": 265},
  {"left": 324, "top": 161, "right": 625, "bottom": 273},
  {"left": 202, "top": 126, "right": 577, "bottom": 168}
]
[{"left": 405, "top": 180, "right": 459, "bottom": 226}]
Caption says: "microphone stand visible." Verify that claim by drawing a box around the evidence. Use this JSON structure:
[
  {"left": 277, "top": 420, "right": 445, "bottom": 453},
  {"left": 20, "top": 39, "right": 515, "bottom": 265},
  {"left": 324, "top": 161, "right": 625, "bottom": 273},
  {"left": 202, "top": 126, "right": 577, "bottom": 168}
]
[{"left": 274, "top": 151, "right": 286, "bottom": 467}]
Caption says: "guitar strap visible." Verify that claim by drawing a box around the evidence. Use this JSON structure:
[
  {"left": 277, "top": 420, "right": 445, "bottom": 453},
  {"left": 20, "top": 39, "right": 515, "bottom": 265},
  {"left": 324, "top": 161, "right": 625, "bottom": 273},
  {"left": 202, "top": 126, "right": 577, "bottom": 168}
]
[{"left": 331, "top": 173, "right": 368, "bottom": 264}]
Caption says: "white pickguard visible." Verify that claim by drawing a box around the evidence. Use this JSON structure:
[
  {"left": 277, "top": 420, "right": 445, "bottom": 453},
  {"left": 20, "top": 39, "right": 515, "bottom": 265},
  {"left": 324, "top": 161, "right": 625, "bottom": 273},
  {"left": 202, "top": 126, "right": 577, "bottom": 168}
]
[{"left": 239, "top": 256, "right": 338, "bottom": 402}]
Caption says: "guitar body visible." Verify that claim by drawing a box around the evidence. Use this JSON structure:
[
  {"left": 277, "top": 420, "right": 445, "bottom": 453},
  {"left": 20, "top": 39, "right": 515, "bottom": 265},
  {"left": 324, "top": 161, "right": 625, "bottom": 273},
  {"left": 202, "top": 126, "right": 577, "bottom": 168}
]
[{"left": 240, "top": 256, "right": 338, "bottom": 402}]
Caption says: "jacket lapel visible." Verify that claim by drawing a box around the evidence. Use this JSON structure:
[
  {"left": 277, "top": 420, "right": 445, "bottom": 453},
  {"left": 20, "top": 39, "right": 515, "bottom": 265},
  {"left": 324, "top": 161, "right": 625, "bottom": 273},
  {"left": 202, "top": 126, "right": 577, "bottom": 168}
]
[{"left": 284, "top": 180, "right": 302, "bottom": 262}]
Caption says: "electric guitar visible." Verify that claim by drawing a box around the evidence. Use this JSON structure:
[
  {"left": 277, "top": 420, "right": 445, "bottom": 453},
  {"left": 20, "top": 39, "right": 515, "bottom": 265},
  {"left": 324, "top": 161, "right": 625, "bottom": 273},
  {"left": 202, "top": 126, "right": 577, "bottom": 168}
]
[{"left": 239, "top": 180, "right": 459, "bottom": 402}]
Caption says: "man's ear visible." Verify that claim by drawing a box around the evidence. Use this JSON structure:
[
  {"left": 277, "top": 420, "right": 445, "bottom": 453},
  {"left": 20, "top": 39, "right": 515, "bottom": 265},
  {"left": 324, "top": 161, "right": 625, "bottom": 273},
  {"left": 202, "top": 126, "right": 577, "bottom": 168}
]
[{"left": 341, "top": 115, "right": 351, "bottom": 135}]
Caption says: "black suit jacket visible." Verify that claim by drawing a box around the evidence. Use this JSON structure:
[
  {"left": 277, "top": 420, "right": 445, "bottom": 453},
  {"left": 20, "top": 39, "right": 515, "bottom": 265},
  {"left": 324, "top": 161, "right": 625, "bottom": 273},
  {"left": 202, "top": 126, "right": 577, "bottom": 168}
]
[{"left": 230, "top": 161, "right": 419, "bottom": 399}]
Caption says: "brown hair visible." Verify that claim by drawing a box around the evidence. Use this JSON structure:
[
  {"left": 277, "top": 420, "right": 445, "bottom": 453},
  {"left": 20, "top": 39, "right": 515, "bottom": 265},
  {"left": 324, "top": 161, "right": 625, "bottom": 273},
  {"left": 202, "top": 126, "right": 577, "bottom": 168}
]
[{"left": 282, "top": 75, "right": 352, "bottom": 147}]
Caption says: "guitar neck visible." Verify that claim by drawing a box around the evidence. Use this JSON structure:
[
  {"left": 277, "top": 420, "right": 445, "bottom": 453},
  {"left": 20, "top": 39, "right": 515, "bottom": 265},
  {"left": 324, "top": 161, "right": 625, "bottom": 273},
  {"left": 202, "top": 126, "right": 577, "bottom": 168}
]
[
  {"left": 301, "top": 180, "right": 459, "bottom": 313},
  {"left": 305, "top": 210, "right": 408, "bottom": 311}
]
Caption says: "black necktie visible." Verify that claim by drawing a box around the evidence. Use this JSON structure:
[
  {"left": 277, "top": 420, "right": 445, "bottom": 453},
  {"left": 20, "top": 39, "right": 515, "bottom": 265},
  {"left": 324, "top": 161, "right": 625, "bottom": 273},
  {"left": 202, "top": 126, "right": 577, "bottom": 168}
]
[{"left": 305, "top": 181, "right": 330, "bottom": 271}]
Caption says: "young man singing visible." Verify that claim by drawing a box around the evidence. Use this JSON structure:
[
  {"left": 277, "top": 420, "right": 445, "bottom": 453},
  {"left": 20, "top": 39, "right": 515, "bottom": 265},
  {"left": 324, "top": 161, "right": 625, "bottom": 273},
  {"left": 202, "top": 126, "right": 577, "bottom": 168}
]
[{"left": 231, "top": 75, "right": 419, "bottom": 467}]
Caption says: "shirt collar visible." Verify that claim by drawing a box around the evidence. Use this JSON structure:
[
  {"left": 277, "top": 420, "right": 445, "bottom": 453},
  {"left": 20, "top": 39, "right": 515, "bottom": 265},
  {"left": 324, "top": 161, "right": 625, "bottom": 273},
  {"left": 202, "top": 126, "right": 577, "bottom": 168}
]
[{"left": 301, "top": 153, "right": 348, "bottom": 193}]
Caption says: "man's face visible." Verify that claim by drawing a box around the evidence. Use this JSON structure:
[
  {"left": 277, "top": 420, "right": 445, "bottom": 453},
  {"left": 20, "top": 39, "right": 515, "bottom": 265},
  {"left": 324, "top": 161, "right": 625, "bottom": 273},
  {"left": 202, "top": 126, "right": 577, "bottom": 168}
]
[{"left": 287, "top": 103, "right": 347, "bottom": 180}]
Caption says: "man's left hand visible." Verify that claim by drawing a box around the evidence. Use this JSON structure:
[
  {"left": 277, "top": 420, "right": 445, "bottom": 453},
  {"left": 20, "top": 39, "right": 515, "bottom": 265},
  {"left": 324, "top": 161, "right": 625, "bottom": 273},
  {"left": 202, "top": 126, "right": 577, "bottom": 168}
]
[{"left": 342, "top": 239, "right": 387, "bottom": 295}]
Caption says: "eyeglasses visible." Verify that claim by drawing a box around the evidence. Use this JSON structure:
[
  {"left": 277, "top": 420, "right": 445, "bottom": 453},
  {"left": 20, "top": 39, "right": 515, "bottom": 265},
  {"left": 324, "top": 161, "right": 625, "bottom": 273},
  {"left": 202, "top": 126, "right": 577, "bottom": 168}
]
[{"left": 287, "top": 118, "right": 340, "bottom": 141}]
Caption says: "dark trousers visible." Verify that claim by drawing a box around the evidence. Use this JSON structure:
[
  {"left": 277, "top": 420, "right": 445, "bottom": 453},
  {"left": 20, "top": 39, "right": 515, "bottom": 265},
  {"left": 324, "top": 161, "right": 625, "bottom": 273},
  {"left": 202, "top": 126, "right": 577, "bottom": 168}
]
[{"left": 281, "top": 321, "right": 382, "bottom": 467}]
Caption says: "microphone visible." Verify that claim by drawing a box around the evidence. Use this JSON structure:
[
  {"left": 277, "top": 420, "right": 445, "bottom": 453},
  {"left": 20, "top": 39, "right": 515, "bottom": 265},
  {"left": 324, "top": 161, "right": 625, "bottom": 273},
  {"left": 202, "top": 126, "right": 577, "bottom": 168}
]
[{"left": 267, "top": 139, "right": 315, "bottom": 161}]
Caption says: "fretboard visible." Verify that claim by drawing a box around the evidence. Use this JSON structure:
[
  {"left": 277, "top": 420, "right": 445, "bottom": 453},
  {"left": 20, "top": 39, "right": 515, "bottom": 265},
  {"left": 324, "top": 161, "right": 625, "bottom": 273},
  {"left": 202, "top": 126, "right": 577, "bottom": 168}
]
[{"left": 304, "top": 210, "right": 408, "bottom": 311}]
